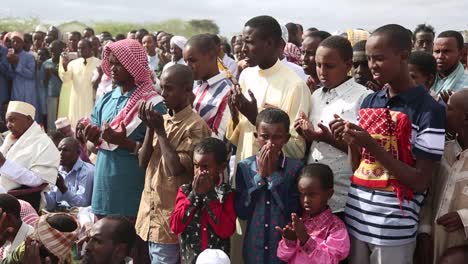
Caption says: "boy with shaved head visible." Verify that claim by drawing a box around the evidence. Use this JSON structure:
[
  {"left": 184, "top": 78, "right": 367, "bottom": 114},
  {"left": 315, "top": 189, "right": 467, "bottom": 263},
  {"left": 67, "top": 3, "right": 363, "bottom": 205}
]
[
  {"left": 330, "top": 24, "right": 446, "bottom": 264},
  {"left": 137, "top": 64, "right": 210, "bottom": 264}
]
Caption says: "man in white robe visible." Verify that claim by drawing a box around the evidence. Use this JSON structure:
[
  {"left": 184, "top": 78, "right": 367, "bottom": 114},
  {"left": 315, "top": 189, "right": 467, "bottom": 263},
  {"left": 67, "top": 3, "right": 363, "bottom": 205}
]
[
  {"left": 59, "top": 39, "right": 101, "bottom": 128},
  {"left": 0, "top": 101, "right": 59, "bottom": 192}
]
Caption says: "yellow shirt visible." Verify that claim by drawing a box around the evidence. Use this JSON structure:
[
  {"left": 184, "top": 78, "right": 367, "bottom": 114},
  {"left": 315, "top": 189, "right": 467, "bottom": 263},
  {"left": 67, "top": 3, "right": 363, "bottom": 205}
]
[
  {"left": 226, "top": 59, "right": 311, "bottom": 184},
  {"left": 135, "top": 105, "right": 210, "bottom": 244},
  {"left": 57, "top": 57, "right": 72, "bottom": 119}
]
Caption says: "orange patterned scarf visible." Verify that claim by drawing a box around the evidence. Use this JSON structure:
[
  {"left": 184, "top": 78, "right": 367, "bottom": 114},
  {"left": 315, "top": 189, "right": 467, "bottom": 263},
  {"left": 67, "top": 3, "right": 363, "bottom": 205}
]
[{"left": 352, "top": 108, "right": 415, "bottom": 203}]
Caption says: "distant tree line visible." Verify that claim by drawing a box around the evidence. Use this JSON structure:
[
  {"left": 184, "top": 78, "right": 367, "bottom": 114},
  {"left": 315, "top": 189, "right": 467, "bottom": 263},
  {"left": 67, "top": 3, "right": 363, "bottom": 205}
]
[{"left": 0, "top": 17, "right": 220, "bottom": 37}]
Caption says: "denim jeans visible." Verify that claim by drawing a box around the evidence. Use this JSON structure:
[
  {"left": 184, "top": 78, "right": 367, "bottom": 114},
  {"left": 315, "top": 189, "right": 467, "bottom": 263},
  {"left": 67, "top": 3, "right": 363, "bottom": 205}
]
[{"left": 148, "top": 242, "right": 180, "bottom": 264}]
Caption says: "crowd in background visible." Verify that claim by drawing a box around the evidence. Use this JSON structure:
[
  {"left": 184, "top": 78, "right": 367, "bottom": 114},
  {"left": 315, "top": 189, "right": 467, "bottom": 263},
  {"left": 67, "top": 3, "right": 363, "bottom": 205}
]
[{"left": 0, "top": 15, "right": 466, "bottom": 264}]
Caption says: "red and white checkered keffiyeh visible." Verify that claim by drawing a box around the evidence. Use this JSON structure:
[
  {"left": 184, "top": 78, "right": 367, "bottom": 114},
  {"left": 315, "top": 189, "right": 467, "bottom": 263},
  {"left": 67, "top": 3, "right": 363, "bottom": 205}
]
[
  {"left": 19, "top": 199, "right": 38, "bottom": 226},
  {"left": 284, "top": 42, "right": 301, "bottom": 65},
  {"left": 99, "top": 39, "right": 162, "bottom": 150},
  {"left": 33, "top": 213, "right": 80, "bottom": 262}
]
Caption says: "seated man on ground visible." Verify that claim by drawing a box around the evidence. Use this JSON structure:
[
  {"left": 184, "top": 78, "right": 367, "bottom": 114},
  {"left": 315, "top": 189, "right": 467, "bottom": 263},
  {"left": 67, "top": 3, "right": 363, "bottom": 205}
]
[
  {"left": 45, "top": 137, "right": 94, "bottom": 211},
  {"left": 0, "top": 101, "right": 59, "bottom": 193},
  {"left": 2, "top": 213, "right": 80, "bottom": 264}
]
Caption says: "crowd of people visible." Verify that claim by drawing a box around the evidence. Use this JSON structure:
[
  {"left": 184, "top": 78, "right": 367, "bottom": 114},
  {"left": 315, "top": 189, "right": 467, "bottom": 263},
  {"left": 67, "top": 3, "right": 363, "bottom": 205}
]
[{"left": 0, "top": 14, "right": 467, "bottom": 264}]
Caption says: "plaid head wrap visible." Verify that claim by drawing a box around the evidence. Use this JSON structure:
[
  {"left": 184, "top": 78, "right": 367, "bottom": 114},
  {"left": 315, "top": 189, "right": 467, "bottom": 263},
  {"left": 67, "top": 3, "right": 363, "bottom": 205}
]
[
  {"left": 33, "top": 213, "right": 80, "bottom": 262},
  {"left": 99, "top": 39, "right": 162, "bottom": 150},
  {"left": 284, "top": 42, "right": 301, "bottom": 65}
]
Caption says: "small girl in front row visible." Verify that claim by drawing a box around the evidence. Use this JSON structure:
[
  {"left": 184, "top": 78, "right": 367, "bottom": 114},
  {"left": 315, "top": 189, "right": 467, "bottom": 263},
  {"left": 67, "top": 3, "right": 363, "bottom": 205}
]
[{"left": 276, "top": 164, "right": 350, "bottom": 263}]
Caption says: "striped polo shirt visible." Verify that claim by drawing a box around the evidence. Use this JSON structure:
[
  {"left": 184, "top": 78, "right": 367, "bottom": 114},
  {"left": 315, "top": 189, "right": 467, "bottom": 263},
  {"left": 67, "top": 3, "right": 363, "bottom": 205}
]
[
  {"left": 345, "top": 85, "right": 446, "bottom": 246},
  {"left": 193, "top": 71, "right": 232, "bottom": 139}
]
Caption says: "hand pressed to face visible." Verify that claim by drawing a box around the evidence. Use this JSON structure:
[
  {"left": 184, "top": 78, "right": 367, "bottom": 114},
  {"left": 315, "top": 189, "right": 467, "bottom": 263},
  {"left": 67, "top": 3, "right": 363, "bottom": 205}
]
[
  {"left": 257, "top": 143, "right": 280, "bottom": 178},
  {"left": 192, "top": 170, "right": 215, "bottom": 195},
  {"left": 255, "top": 121, "right": 290, "bottom": 178},
  {"left": 192, "top": 152, "right": 224, "bottom": 195}
]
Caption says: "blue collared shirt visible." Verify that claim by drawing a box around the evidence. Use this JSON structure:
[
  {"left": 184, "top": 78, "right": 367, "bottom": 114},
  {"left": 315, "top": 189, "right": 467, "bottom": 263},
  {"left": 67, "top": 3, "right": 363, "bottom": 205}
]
[
  {"left": 235, "top": 154, "right": 303, "bottom": 264},
  {"left": 45, "top": 158, "right": 95, "bottom": 211}
]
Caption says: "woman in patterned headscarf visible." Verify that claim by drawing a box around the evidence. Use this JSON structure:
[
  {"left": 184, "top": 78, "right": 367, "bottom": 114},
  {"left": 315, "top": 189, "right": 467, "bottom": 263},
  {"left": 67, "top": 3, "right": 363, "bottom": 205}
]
[{"left": 82, "top": 39, "right": 166, "bottom": 219}]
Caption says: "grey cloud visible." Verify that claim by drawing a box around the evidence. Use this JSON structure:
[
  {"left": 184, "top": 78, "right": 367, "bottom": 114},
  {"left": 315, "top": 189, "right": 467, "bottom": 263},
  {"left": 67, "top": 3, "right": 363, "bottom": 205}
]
[{"left": 1, "top": 0, "right": 467, "bottom": 36}]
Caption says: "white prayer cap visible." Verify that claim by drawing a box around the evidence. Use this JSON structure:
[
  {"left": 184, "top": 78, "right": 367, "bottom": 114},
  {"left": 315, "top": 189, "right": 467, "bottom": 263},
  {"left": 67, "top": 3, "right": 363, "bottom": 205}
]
[
  {"left": 170, "top": 36, "right": 188, "bottom": 50},
  {"left": 35, "top": 25, "right": 48, "bottom": 34},
  {"left": 55, "top": 117, "right": 71, "bottom": 129},
  {"left": 195, "top": 249, "right": 230, "bottom": 264},
  {"left": 281, "top": 24, "right": 289, "bottom": 44},
  {"left": 7, "top": 101, "right": 35, "bottom": 118}
]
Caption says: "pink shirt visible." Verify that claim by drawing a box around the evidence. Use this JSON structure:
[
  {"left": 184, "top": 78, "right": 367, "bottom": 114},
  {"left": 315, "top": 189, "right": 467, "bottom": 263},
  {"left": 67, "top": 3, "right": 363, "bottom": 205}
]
[{"left": 277, "top": 208, "right": 350, "bottom": 264}]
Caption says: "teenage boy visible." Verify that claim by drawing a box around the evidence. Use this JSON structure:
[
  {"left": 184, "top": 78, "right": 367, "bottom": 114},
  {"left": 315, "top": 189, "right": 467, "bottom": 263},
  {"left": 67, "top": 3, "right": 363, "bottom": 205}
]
[{"left": 331, "top": 24, "right": 446, "bottom": 264}]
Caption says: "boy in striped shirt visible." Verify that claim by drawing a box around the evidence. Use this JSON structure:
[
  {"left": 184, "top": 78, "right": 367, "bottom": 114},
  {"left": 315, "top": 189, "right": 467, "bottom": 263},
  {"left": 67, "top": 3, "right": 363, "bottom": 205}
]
[
  {"left": 184, "top": 34, "right": 232, "bottom": 140},
  {"left": 330, "top": 24, "right": 446, "bottom": 264}
]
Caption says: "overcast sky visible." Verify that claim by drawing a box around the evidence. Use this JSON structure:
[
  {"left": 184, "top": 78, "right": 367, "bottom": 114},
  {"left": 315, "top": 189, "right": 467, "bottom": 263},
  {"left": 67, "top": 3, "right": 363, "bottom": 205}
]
[{"left": 2, "top": 0, "right": 467, "bottom": 36}]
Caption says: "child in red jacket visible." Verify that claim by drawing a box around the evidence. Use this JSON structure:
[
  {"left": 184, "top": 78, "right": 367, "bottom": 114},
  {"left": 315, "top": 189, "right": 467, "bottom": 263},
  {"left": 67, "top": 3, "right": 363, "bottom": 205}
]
[{"left": 170, "top": 137, "right": 236, "bottom": 264}]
